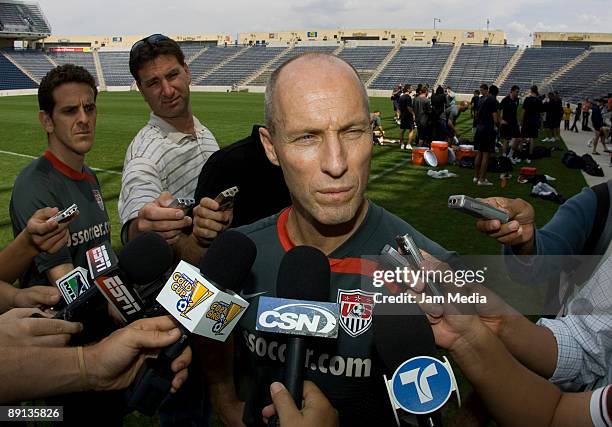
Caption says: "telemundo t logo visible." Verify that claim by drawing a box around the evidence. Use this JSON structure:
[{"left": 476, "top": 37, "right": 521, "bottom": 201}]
[{"left": 390, "top": 356, "right": 455, "bottom": 414}]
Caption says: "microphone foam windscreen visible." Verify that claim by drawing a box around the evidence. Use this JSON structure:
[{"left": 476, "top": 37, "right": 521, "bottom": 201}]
[
  {"left": 199, "top": 230, "right": 257, "bottom": 293},
  {"left": 119, "top": 232, "right": 174, "bottom": 285},
  {"left": 373, "top": 302, "right": 436, "bottom": 375},
  {"left": 276, "top": 245, "right": 330, "bottom": 302}
]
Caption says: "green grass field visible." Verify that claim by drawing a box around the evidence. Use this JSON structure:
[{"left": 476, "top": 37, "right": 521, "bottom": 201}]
[{"left": 0, "top": 91, "right": 586, "bottom": 255}]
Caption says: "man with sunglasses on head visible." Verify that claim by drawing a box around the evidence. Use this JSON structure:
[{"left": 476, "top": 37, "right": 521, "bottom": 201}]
[{"left": 119, "top": 35, "right": 228, "bottom": 259}]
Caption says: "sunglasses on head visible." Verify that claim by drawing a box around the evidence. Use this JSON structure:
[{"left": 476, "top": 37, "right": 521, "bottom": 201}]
[{"left": 131, "top": 34, "right": 170, "bottom": 53}]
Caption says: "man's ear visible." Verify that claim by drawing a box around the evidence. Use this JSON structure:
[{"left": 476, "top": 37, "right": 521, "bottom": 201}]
[
  {"left": 184, "top": 63, "right": 192, "bottom": 85},
  {"left": 259, "top": 127, "right": 280, "bottom": 166},
  {"left": 136, "top": 81, "right": 143, "bottom": 95},
  {"left": 39, "top": 111, "right": 54, "bottom": 134}
]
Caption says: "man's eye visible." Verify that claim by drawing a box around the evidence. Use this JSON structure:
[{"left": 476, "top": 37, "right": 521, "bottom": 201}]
[
  {"left": 344, "top": 129, "right": 366, "bottom": 139},
  {"left": 147, "top": 81, "right": 159, "bottom": 88},
  {"left": 296, "top": 134, "right": 316, "bottom": 143}
]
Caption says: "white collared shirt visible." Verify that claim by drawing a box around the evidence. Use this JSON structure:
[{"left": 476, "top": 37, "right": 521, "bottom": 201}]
[{"left": 118, "top": 112, "right": 219, "bottom": 226}]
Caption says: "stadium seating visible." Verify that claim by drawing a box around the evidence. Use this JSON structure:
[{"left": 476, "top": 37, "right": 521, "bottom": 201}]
[
  {"left": 250, "top": 45, "right": 338, "bottom": 86},
  {"left": 499, "top": 47, "right": 584, "bottom": 94},
  {"left": 200, "top": 45, "right": 285, "bottom": 86},
  {"left": 553, "top": 51, "right": 612, "bottom": 103},
  {"left": 445, "top": 45, "right": 517, "bottom": 93},
  {"left": 0, "top": 52, "right": 37, "bottom": 89},
  {"left": 99, "top": 51, "right": 132, "bottom": 86},
  {"left": 2, "top": 40, "right": 611, "bottom": 97},
  {"left": 188, "top": 46, "right": 245, "bottom": 82},
  {"left": 370, "top": 45, "right": 453, "bottom": 90},
  {"left": 178, "top": 42, "right": 209, "bottom": 62},
  {"left": 0, "top": 1, "right": 50, "bottom": 34},
  {"left": 46, "top": 51, "right": 99, "bottom": 84},
  {"left": 2, "top": 48, "right": 54, "bottom": 81},
  {"left": 339, "top": 46, "right": 393, "bottom": 83}
]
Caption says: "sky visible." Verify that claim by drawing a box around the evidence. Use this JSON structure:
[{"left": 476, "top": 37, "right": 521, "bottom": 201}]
[{"left": 35, "top": 0, "right": 612, "bottom": 46}]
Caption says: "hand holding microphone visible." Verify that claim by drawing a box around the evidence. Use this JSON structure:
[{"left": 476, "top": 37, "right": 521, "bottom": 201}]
[
  {"left": 0, "top": 307, "right": 82, "bottom": 347},
  {"left": 192, "top": 196, "right": 233, "bottom": 246},
  {"left": 86, "top": 315, "right": 191, "bottom": 392},
  {"left": 262, "top": 381, "right": 339, "bottom": 427},
  {"left": 475, "top": 197, "right": 535, "bottom": 251},
  {"left": 131, "top": 191, "right": 193, "bottom": 245},
  {"left": 25, "top": 206, "right": 76, "bottom": 253},
  {"left": 127, "top": 230, "right": 256, "bottom": 415},
  {"left": 0, "top": 283, "right": 61, "bottom": 314}
]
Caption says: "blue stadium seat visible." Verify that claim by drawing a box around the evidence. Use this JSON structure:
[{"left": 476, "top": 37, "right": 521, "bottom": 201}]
[
  {"left": 445, "top": 45, "right": 517, "bottom": 93},
  {"left": 99, "top": 51, "right": 132, "bottom": 86},
  {"left": 3, "top": 48, "right": 54, "bottom": 81},
  {"left": 553, "top": 51, "right": 612, "bottom": 103},
  {"left": 370, "top": 45, "right": 453, "bottom": 90},
  {"left": 250, "top": 46, "right": 338, "bottom": 86},
  {"left": 200, "top": 45, "right": 285, "bottom": 86},
  {"left": 339, "top": 46, "right": 393, "bottom": 83},
  {"left": 47, "top": 51, "right": 99, "bottom": 85},
  {"left": 499, "top": 47, "right": 583, "bottom": 94},
  {"left": 0, "top": 52, "right": 37, "bottom": 89}
]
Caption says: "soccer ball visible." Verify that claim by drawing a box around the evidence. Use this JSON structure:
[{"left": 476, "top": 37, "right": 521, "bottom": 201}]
[
  {"left": 177, "top": 298, "right": 189, "bottom": 313},
  {"left": 351, "top": 304, "right": 365, "bottom": 317}
]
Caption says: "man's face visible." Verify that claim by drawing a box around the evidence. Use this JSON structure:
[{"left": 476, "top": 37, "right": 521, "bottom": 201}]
[
  {"left": 480, "top": 87, "right": 488, "bottom": 96},
  {"left": 40, "top": 82, "right": 96, "bottom": 157},
  {"left": 510, "top": 89, "right": 518, "bottom": 100},
  {"left": 261, "top": 60, "right": 372, "bottom": 227},
  {"left": 136, "top": 54, "right": 191, "bottom": 119}
]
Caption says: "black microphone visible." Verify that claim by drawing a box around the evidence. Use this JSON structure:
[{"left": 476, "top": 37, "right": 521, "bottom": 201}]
[
  {"left": 127, "top": 230, "right": 257, "bottom": 415},
  {"left": 276, "top": 246, "right": 331, "bottom": 406},
  {"left": 261, "top": 246, "right": 332, "bottom": 427},
  {"left": 86, "top": 241, "right": 146, "bottom": 323},
  {"left": 373, "top": 303, "right": 445, "bottom": 427},
  {"left": 118, "top": 232, "right": 174, "bottom": 316}
]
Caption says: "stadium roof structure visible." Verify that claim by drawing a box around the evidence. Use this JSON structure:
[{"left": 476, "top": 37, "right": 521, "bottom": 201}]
[{"left": 0, "top": 0, "right": 50, "bottom": 40}]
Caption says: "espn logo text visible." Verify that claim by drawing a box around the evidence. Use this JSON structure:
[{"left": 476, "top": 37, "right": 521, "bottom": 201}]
[{"left": 96, "top": 275, "right": 142, "bottom": 319}]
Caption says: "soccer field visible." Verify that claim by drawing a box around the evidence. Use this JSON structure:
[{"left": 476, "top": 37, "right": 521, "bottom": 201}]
[{"left": 0, "top": 91, "right": 586, "bottom": 255}]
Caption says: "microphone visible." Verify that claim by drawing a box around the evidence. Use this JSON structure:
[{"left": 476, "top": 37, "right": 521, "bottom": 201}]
[
  {"left": 53, "top": 233, "right": 172, "bottom": 325},
  {"left": 128, "top": 230, "right": 257, "bottom": 415},
  {"left": 156, "top": 230, "right": 256, "bottom": 338},
  {"left": 56, "top": 266, "right": 91, "bottom": 304},
  {"left": 373, "top": 304, "right": 458, "bottom": 427},
  {"left": 117, "top": 232, "right": 174, "bottom": 316},
  {"left": 276, "top": 246, "right": 331, "bottom": 405},
  {"left": 86, "top": 241, "right": 146, "bottom": 323},
  {"left": 255, "top": 246, "right": 338, "bottom": 426}
]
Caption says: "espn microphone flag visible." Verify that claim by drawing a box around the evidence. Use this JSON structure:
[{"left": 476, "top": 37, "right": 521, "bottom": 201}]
[
  {"left": 85, "top": 241, "right": 144, "bottom": 323},
  {"left": 156, "top": 260, "right": 249, "bottom": 342}
]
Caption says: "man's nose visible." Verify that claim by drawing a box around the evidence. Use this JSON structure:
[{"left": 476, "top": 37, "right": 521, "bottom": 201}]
[{"left": 320, "top": 133, "right": 348, "bottom": 178}]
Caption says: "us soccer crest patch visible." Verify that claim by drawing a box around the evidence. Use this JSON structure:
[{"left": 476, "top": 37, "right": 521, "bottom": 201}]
[
  {"left": 92, "top": 189, "right": 105, "bottom": 211},
  {"left": 337, "top": 289, "right": 375, "bottom": 337}
]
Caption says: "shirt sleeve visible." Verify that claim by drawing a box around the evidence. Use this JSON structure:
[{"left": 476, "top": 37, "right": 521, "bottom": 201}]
[
  {"left": 118, "top": 156, "right": 163, "bottom": 225},
  {"left": 590, "top": 385, "right": 612, "bottom": 427},
  {"left": 537, "top": 257, "right": 612, "bottom": 388},
  {"left": 503, "top": 186, "right": 598, "bottom": 283},
  {"left": 10, "top": 171, "right": 72, "bottom": 274}
]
